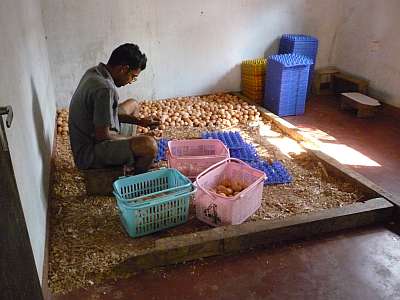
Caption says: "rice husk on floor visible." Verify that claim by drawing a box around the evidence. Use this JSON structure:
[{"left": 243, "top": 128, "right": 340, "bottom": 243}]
[{"left": 49, "top": 95, "right": 364, "bottom": 294}]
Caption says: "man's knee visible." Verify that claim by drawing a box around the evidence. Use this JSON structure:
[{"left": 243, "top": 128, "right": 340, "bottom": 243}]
[
  {"left": 145, "top": 136, "right": 158, "bottom": 157},
  {"left": 130, "top": 135, "right": 157, "bottom": 158},
  {"left": 120, "top": 98, "right": 139, "bottom": 115}
]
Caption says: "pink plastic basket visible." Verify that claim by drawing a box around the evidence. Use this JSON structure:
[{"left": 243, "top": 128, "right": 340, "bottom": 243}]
[
  {"left": 195, "top": 158, "right": 266, "bottom": 226},
  {"left": 167, "top": 139, "right": 230, "bottom": 180}
]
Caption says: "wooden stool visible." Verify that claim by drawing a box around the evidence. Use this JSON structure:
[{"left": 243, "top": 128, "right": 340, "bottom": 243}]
[
  {"left": 333, "top": 72, "right": 369, "bottom": 94},
  {"left": 82, "top": 167, "right": 124, "bottom": 196},
  {"left": 340, "top": 92, "right": 381, "bottom": 118},
  {"left": 312, "top": 67, "right": 339, "bottom": 95}
]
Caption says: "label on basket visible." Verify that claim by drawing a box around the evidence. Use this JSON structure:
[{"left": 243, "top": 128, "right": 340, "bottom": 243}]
[{"left": 203, "top": 203, "right": 221, "bottom": 225}]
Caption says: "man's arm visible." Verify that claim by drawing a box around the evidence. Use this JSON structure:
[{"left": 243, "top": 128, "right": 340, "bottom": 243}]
[
  {"left": 118, "top": 112, "right": 160, "bottom": 129},
  {"left": 118, "top": 113, "right": 142, "bottom": 125},
  {"left": 95, "top": 126, "right": 128, "bottom": 141}
]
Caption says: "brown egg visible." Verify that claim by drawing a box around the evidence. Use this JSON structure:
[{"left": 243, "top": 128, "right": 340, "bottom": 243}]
[
  {"left": 225, "top": 187, "right": 233, "bottom": 196},
  {"left": 231, "top": 181, "right": 242, "bottom": 193}
]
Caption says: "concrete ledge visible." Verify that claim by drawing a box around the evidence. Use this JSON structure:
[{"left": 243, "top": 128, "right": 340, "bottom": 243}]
[{"left": 116, "top": 198, "right": 393, "bottom": 273}]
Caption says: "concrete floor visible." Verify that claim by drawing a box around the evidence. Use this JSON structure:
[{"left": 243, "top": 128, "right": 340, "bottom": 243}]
[
  {"left": 285, "top": 95, "right": 400, "bottom": 196},
  {"left": 54, "top": 96, "right": 400, "bottom": 300}
]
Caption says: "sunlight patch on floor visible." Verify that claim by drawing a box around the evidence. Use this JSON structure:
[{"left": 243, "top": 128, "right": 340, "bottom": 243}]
[
  {"left": 230, "top": 122, "right": 379, "bottom": 167},
  {"left": 298, "top": 126, "right": 337, "bottom": 141},
  {"left": 259, "top": 123, "right": 282, "bottom": 138},
  {"left": 292, "top": 126, "right": 380, "bottom": 166},
  {"left": 265, "top": 136, "right": 305, "bottom": 157},
  {"left": 319, "top": 143, "right": 381, "bottom": 167},
  {"left": 256, "top": 122, "right": 305, "bottom": 157}
]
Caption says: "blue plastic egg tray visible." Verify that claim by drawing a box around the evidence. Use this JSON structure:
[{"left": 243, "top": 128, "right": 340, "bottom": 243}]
[
  {"left": 155, "top": 138, "right": 169, "bottom": 162},
  {"left": 201, "top": 131, "right": 246, "bottom": 149},
  {"left": 267, "top": 54, "right": 314, "bottom": 68},
  {"left": 229, "top": 143, "right": 259, "bottom": 161},
  {"left": 201, "top": 131, "right": 292, "bottom": 185},
  {"left": 248, "top": 160, "right": 292, "bottom": 185}
]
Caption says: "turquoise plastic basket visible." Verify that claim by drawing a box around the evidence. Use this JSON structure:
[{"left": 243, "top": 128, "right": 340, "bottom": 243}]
[{"left": 113, "top": 168, "right": 195, "bottom": 238}]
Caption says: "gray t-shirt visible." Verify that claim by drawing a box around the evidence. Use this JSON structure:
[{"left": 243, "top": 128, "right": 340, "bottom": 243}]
[{"left": 69, "top": 63, "right": 120, "bottom": 169}]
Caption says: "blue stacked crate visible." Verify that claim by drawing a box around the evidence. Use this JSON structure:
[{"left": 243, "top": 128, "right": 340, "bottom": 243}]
[
  {"left": 278, "top": 34, "right": 318, "bottom": 60},
  {"left": 201, "top": 131, "right": 292, "bottom": 185},
  {"left": 264, "top": 54, "right": 313, "bottom": 116},
  {"left": 155, "top": 138, "right": 169, "bottom": 162},
  {"left": 278, "top": 34, "right": 318, "bottom": 94}
]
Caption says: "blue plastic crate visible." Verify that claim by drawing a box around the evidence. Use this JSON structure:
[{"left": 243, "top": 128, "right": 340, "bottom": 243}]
[
  {"left": 155, "top": 138, "right": 169, "bottom": 162},
  {"left": 113, "top": 168, "right": 195, "bottom": 238},
  {"left": 201, "top": 131, "right": 246, "bottom": 149},
  {"left": 278, "top": 34, "right": 319, "bottom": 95},
  {"left": 264, "top": 54, "right": 312, "bottom": 116},
  {"left": 248, "top": 160, "right": 292, "bottom": 185},
  {"left": 278, "top": 34, "right": 318, "bottom": 59}
]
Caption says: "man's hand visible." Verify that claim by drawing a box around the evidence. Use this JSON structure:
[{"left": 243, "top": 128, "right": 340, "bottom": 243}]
[
  {"left": 118, "top": 113, "right": 160, "bottom": 130},
  {"left": 138, "top": 117, "right": 161, "bottom": 130}
]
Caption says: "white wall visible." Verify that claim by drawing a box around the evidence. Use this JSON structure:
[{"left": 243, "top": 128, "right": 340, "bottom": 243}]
[
  {"left": 41, "top": 0, "right": 341, "bottom": 108},
  {"left": 332, "top": 0, "right": 400, "bottom": 107},
  {"left": 0, "top": 0, "right": 56, "bottom": 283}
]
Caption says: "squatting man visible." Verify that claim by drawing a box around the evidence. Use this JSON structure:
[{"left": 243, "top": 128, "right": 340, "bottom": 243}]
[{"left": 69, "top": 43, "right": 160, "bottom": 174}]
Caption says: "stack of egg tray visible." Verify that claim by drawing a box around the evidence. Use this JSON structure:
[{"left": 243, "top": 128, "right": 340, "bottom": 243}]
[
  {"left": 278, "top": 34, "right": 319, "bottom": 94},
  {"left": 264, "top": 54, "right": 313, "bottom": 116},
  {"left": 241, "top": 58, "right": 267, "bottom": 103},
  {"left": 155, "top": 138, "right": 169, "bottom": 162},
  {"left": 278, "top": 34, "right": 318, "bottom": 61},
  {"left": 202, "top": 131, "right": 292, "bottom": 185}
]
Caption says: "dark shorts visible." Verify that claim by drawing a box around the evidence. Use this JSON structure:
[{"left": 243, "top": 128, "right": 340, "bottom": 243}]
[
  {"left": 92, "top": 139, "right": 135, "bottom": 168},
  {"left": 91, "top": 123, "right": 138, "bottom": 168}
]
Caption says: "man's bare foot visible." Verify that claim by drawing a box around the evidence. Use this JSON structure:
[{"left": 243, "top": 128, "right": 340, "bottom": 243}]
[{"left": 123, "top": 165, "right": 135, "bottom": 176}]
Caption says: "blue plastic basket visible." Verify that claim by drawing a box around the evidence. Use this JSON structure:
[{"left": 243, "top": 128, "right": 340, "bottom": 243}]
[
  {"left": 113, "top": 168, "right": 195, "bottom": 238},
  {"left": 264, "top": 54, "right": 312, "bottom": 116}
]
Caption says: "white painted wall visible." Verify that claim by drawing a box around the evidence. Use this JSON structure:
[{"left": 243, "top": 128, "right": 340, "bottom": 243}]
[
  {"left": 41, "top": 0, "right": 341, "bottom": 108},
  {"left": 0, "top": 0, "right": 56, "bottom": 283},
  {"left": 332, "top": 0, "right": 400, "bottom": 107}
]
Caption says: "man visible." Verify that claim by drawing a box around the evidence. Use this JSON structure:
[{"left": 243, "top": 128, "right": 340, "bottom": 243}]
[{"left": 69, "top": 43, "right": 159, "bottom": 174}]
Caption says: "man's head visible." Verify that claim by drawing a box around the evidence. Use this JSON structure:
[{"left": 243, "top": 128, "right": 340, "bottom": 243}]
[{"left": 106, "top": 43, "right": 147, "bottom": 87}]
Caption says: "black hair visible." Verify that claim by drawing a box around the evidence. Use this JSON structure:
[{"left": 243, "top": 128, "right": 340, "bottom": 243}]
[{"left": 107, "top": 43, "right": 147, "bottom": 70}]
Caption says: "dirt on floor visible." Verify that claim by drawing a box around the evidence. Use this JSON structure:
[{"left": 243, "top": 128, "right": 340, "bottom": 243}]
[{"left": 49, "top": 95, "right": 365, "bottom": 294}]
